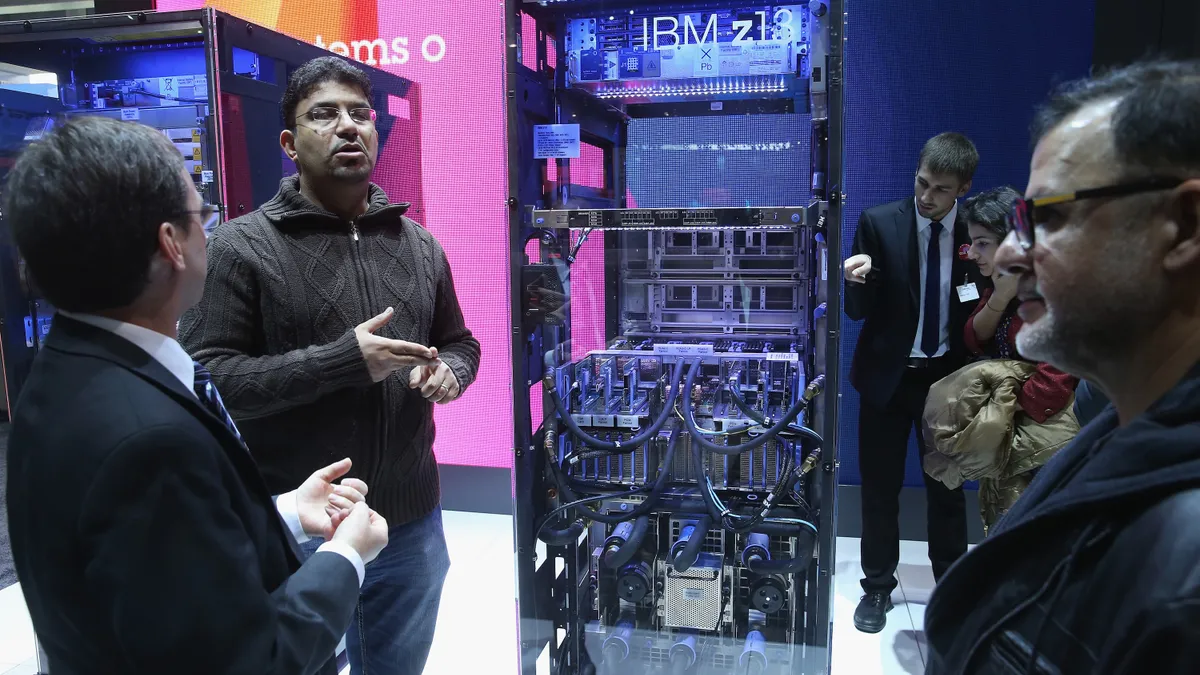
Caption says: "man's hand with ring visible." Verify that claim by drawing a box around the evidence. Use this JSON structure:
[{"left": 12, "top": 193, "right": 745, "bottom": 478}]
[{"left": 408, "top": 360, "right": 461, "bottom": 404}]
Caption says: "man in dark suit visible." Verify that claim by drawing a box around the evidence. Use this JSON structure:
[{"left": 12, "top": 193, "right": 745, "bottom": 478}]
[
  {"left": 4, "top": 115, "right": 389, "bottom": 675},
  {"left": 843, "top": 132, "right": 980, "bottom": 632}
]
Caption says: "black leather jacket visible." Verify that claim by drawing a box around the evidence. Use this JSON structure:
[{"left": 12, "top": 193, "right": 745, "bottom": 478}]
[
  {"left": 1072, "top": 379, "right": 1111, "bottom": 427},
  {"left": 925, "top": 363, "right": 1200, "bottom": 675}
]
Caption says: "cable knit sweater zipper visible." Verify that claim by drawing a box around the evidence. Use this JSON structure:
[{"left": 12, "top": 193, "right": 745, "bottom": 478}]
[
  {"left": 346, "top": 214, "right": 389, "bottom": 464},
  {"left": 347, "top": 216, "right": 376, "bottom": 309}
]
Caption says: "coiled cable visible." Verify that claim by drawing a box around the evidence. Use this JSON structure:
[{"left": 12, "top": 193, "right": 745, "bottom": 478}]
[
  {"left": 544, "top": 351, "right": 683, "bottom": 455},
  {"left": 682, "top": 361, "right": 825, "bottom": 456}
]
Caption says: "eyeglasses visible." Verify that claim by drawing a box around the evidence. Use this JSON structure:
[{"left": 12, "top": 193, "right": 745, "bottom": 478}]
[
  {"left": 1007, "top": 177, "right": 1186, "bottom": 250},
  {"left": 178, "top": 204, "right": 222, "bottom": 232},
  {"left": 298, "top": 106, "right": 377, "bottom": 129}
]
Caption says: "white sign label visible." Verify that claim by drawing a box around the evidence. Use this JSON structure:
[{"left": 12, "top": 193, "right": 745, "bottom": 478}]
[
  {"left": 766, "top": 352, "right": 800, "bottom": 362},
  {"left": 617, "top": 415, "right": 641, "bottom": 429},
  {"left": 571, "top": 414, "right": 593, "bottom": 427},
  {"left": 200, "top": 170, "right": 214, "bottom": 183},
  {"left": 718, "top": 44, "right": 749, "bottom": 76},
  {"left": 533, "top": 124, "right": 581, "bottom": 159},
  {"left": 683, "top": 588, "right": 705, "bottom": 600},
  {"left": 956, "top": 283, "right": 981, "bottom": 303},
  {"left": 658, "top": 45, "right": 693, "bottom": 79},
  {"left": 693, "top": 42, "right": 718, "bottom": 76},
  {"left": 592, "top": 415, "right": 616, "bottom": 428},
  {"left": 747, "top": 41, "right": 788, "bottom": 75},
  {"left": 653, "top": 344, "right": 715, "bottom": 356},
  {"left": 120, "top": 107, "right": 140, "bottom": 121}
]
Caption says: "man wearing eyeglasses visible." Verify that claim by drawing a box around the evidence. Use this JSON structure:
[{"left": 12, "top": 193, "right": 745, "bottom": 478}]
[
  {"left": 924, "top": 59, "right": 1200, "bottom": 674},
  {"left": 6, "top": 115, "right": 390, "bottom": 675},
  {"left": 181, "top": 56, "right": 480, "bottom": 675}
]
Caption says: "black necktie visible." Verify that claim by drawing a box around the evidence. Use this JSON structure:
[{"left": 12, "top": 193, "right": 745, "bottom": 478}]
[
  {"left": 193, "top": 361, "right": 244, "bottom": 446},
  {"left": 922, "top": 221, "right": 943, "bottom": 357}
]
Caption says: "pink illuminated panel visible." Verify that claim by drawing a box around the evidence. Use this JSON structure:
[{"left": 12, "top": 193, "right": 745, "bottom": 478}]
[
  {"left": 162, "top": 0, "right": 514, "bottom": 469},
  {"left": 569, "top": 231, "right": 606, "bottom": 363},
  {"left": 520, "top": 12, "right": 538, "bottom": 70},
  {"left": 574, "top": 142, "right": 606, "bottom": 190}
]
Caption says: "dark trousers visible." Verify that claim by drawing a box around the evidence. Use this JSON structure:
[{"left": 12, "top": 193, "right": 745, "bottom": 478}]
[
  {"left": 301, "top": 506, "right": 451, "bottom": 675},
  {"left": 859, "top": 362, "right": 968, "bottom": 594}
]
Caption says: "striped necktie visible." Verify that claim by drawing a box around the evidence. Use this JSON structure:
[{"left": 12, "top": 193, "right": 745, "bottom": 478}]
[{"left": 192, "top": 361, "right": 244, "bottom": 446}]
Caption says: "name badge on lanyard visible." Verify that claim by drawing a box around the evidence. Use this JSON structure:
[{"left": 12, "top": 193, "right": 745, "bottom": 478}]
[{"left": 956, "top": 273, "right": 980, "bottom": 303}]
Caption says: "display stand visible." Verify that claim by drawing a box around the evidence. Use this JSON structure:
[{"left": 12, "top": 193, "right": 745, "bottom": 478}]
[{"left": 506, "top": 2, "right": 846, "bottom": 673}]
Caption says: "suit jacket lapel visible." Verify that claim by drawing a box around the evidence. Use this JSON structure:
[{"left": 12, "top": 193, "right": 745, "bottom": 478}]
[
  {"left": 46, "top": 317, "right": 303, "bottom": 565},
  {"left": 896, "top": 201, "right": 920, "bottom": 313},
  {"left": 951, "top": 212, "right": 971, "bottom": 288},
  {"left": 44, "top": 316, "right": 276, "bottom": 503}
]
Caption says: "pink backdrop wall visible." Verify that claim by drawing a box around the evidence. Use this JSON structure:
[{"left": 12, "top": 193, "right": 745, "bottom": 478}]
[{"left": 162, "top": 0, "right": 514, "bottom": 468}]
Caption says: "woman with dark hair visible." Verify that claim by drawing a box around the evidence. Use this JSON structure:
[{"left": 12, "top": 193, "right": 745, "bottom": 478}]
[
  {"left": 962, "top": 186, "right": 1078, "bottom": 418},
  {"left": 922, "top": 187, "right": 1080, "bottom": 533}
]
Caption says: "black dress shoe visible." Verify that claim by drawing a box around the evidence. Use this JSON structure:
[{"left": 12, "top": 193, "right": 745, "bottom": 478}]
[{"left": 853, "top": 591, "right": 894, "bottom": 633}]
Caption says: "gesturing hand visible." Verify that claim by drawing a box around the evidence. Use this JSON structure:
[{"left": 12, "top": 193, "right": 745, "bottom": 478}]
[
  {"left": 356, "top": 308, "right": 441, "bottom": 383},
  {"left": 296, "top": 458, "right": 370, "bottom": 541},
  {"left": 331, "top": 502, "right": 389, "bottom": 565},
  {"left": 409, "top": 360, "right": 461, "bottom": 404},
  {"left": 843, "top": 254, "right": 873, "bottom": 284}
]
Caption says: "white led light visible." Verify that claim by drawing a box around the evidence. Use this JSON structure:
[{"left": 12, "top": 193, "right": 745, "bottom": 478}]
[{"left": 591, "top": 75, "right": 788, "bottom": 100}]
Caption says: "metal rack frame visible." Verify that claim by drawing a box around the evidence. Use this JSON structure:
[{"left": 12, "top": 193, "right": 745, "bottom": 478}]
[{"left": 506, "top": 1, "right": 846, "bottom": 673}]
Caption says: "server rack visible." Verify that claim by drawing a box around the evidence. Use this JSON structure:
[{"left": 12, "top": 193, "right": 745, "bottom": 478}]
[{"left": 506, "top": 1, "right": 846, "bottom": 673}]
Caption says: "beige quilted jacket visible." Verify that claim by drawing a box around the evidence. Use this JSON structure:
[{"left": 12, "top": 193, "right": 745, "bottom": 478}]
[{"left": 922, "top": 359, "right": 1080, "bottom": 534}]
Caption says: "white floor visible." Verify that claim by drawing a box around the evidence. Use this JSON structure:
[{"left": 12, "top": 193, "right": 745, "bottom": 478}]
[{"left": 0, "top": 512, "right": 933, "bottom": 675}]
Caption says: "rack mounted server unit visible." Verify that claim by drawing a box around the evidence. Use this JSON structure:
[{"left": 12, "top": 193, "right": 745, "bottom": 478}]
[{"left": 507, "top": 1, "right": 846, "bottom": 674}]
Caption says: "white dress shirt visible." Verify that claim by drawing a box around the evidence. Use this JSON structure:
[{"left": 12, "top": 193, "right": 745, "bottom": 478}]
[
  {"left": 59, "top": 311, "right": 365, "bottom": 586},
  {"left": 910, "top": 199, "right": 956, "bottom": 358}
]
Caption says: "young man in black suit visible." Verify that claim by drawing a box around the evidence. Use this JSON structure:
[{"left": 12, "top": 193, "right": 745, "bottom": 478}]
[
  {"left": 842, "top": 132, "right": 980, "bottom": 633},
  {"left": 5, "top": 115, "right": 389, "bottom": 675}
]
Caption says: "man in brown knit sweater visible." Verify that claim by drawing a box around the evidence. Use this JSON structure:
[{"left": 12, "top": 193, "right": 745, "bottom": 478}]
[{"left": 180, "top": 56, "right": 480, "bottom": 675}]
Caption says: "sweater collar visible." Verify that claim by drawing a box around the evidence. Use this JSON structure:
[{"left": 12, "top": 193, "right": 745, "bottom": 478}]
[{"left": 260, "top": 175, "right": 410, "bottom": 227}]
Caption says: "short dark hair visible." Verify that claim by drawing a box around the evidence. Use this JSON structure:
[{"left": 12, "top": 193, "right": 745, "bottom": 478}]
[
  {"left": 3, "top": 115, "right": 190, "bottom": 313},
  {"left": 281, "top": 56, "right": 373, "bottom": 129},
  {"left": 1032, "top": 59, "right": 1200, "bottom": 176},
  {"left": 963, "top": 186, "right": 1023, "bottom": 240},
  {"left": 918, "top": 132, "right": 980, "bottom": 185}
]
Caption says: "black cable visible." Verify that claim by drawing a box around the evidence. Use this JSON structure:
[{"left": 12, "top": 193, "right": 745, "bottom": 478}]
[
  {"left": 566, "top": 226, "right": 594, "bottom": 263},
  {"left": 601, "top": 515, "right": 650, "bottom": 569},
  {"left": 538, "top": 516, "right": 586, "bottom": 546},
  {"left": 551, "top": 427, "right": 680, "bottom": 525},
  {"left": 728, "top": 377, "right": 824, "bottom": 446},
  {"left": 545, "top": 351, "right": 682, "bottom": 454},
  {"left": 535, "top": 488, "right": 638, "bottom": 545},
  {"left": 727, "top": 377, "right": 767, "bottom": 425},
  {"left": 129, "top": 88, "right": 207, "bottom": 104},
  {"left": 779, "top": 424, "right": 823, "bottom": 445},
  {"left": 669, "top": 515, "right": 713, "bottom": 572},
  {"left": 744, "top": 521, "right": 818, "bottom": 575},
  {"left": 721, "top": 447, "right": 796, "bottom": 534},
  {"left": 682, "top": 362, "right": 822, "bottom": 455},
  {"left": 694, "top": 437, "right": 798, "bottom": 534}
]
